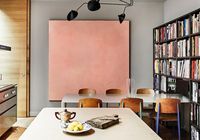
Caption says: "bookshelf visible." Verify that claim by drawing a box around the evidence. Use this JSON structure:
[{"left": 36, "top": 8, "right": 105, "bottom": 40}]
[{"left": 153, "top": 8, "right": 200, "bottom": 140}]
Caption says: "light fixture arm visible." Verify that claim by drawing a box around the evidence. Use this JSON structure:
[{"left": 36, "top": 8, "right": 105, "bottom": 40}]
[
  {"left": 76, "top": 2, "right": 87, "bottom": 11},
  {"left": 100, "top": 0, "right": 133, "bottom": 6},
  {"left": 122, "top": 5, "right": 128, "bottom": 14},
  {"left": 119, "top": 0, "right": 134, "bottom": 6},
  {"left": 76, "top": 0, "right": 134, "bottom": 11}
]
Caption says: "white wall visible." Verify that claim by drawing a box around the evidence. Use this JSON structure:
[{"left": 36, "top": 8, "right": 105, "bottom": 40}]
[
  {"left": 30, "top": 0, "right": 163, "bottom": 115},
  {"left": 164, "top": 0, "right": 200, "bottom": 22}
]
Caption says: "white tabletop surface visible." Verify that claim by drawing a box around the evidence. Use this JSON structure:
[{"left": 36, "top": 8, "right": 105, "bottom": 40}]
[
  {"left": 133, "top": 93, "right": 190, "bottom": 103},
  {"left": 62, "top": 93, "right": 190, "bottom": 104},
  {"left": 19, "top": 108, "right": 162, "bottom": 140}
]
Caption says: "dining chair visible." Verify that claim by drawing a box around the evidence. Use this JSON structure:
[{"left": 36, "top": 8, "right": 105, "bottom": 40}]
[
  {"left": 79, "top": 98, "right": 102, "bottom": 108},
  {"left": 78, "top": 88, "right": 96, "bottom": 96},
  {"left": 154, "top": 98, "right": 181, "bottom": 140},
  {"left": 136, "top": 88, "right": 154, "bottom": 94},
  {"left": 106, "top": 88, "right": 122, "bottom": 95},
  {"left": 136, "top": 88, "right": 155, "bottom": 115},
  {"left": 106, "top": 88, "right": 122, "bottom": 107},
  {"left": 120, "top": 98, "right": 143, "bottom": 118}
]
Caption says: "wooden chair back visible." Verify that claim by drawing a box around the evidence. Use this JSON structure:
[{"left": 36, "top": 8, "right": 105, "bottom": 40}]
[
  {"left": 106, "top": 89, "right": 122, "bottom": 95},
  {"left": 155, "top": 98, "right": 181, "bottom": 114},
  {"left": 78, "top": 88, "right": 96, "bottom": 96},
  {"left": 120, "top": 98, "right": 143, "bottom": 113},
  {"left": 79, "top": 98, "right": 102, "bottom": 108},
  {"left": 136, "top": 88, "right": 154, "bottom": 94}
]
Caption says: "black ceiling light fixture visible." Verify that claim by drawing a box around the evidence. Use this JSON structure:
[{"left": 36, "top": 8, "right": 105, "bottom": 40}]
[
  {"left": 118, "top": 5, "right": 128, "bottom": 23},
  {"left": 67, "top": 0, "right": 134, "bottom": 23},
  {"left": 87, "top": 0, "right": 101, "bottom": 11}
]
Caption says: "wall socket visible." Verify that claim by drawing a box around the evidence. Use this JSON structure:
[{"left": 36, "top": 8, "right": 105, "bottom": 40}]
[{"left": 0, "top": 74, "right": 2, "bottom": 80}]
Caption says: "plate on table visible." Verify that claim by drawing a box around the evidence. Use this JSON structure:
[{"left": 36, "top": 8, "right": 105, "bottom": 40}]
[{"left": 62, "top": 121, "right": 92, "bottom": 134}]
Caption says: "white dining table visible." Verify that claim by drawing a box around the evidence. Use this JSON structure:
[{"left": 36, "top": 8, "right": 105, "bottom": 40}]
[
  {"left": 19, "top": 108, "right": 162, "bottom": 140},
  {"left": 61, "top": 93, "right": 190, "bottom": 107}
]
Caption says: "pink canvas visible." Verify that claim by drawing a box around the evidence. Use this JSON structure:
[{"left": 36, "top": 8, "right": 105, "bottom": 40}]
[{"left": 49, "top": 20, "right": 129, "bottom": 100}]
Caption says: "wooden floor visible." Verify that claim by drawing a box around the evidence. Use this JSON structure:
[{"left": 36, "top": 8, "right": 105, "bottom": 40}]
[
  {"left": 1, "top": 127, "right": 26, "bottom": 140},
  {"left": 1, "top": 117, "right": 189, "bottom": 140},
  {"left": 143, "top": 117, "right": 190, "bottom": 140}
]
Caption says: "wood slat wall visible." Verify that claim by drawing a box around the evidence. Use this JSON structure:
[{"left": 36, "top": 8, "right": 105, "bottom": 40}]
[{"left": 0, "top": 0, "right": 30, "bottom": 117}]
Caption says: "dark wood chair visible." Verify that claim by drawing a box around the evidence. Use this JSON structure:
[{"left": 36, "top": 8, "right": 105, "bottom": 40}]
[
  {"left": 136, "top": 88, "right": 155, "bottom": 114},
  {"left": 120, "top": 98, "right": 143, "bottom": 118},
  {"left": 78, "top": 88, "right": 96, "bottom": 96},
  {"left": 79, "top": 98, "right": 102, "bottom": 108},
  {"left": 154, "top": 98, "right": 181, "bottom": 140},
  {"left": 106, "top": 88, "right": 122, "bottom": 107},
  {"left": 106, "top": 89, "right": 122, "bottom": 95},
  {"left": 136, "top": 88, "right": 154, "bottom": 94}
]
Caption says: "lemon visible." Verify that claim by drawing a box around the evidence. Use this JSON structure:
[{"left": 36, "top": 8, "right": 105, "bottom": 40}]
[
  {"left": 77, "top": 124, "right": 83, "bottom": 130},
  {"left": 67, "top": 121, "right": 84, "bottom": 131}
]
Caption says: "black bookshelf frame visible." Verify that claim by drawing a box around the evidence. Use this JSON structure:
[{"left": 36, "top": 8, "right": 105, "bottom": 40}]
[{"left": 153, "top": 8, "right": 200, "bottom": 140}]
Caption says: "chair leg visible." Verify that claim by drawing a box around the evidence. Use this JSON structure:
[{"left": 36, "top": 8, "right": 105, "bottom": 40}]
[
  {"left": 139, "top": 102, "right": 142, "bottom": 119},
  {"left": 106, "top": 103, "right": 109, "bottom": 108},
  {"left": 61, "top": 102, "right": 66, "bottom": 108},
  {"left": 177, "top": 104, "right": 181, "bottom": 140},
  {"left": 156, "top": 104, "right": 160, "bottom": 134},
  {"left": 118, "top": 103, "right": 120, "bottom": 107}
]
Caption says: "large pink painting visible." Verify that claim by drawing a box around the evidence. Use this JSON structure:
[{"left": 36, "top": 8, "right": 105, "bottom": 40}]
[{"left": 49, "top": 20, "right": 129, "bottom": 100}]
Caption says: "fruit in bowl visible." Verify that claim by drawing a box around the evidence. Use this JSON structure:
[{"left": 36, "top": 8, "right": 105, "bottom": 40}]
[{"left": 67, "top": 121, "right": 84, "bottom": 131}]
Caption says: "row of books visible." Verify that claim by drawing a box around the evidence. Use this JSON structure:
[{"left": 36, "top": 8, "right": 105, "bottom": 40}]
[
  {"left": 167, "top": 60, "right": 176, "bottom": 76},
  {"left": 167, "top": 78, "right": 176, "bottom": 93},
  {"left": 177, "top": 60, "right": 190, "bottom": 78},
  {"left": 155, "top": 23, "right": 176, "bottom": 42},
  {"left": 161, "top": 76, "right": 166, "bottom": 92},
  {"left": 191, "top": 125, "right": 199, "bottom": 140},
  {"left": 167, "top": 23, "right": 177, "bottom": 40},
  {"left": 155, "top": 37, "right": 199, "bottom": 58},
  {"left": 192, "top": 36, "right": 200, "bottom": 56},
  {"left": 155, "top": 12, "right": 199, "bottom": 43},
  {"left": 192, "top": 12, "right": 200, "bottom": 34},
  {"left": 191, "top": 104, "right": 200, "bottom": 127},
  {"left": 155, "top": 60, "right": 190, "bottom": 78},
  {"left": 154, "top": 42, "right": 176, "bottom": 58},
  {"left": 177, "top": 39, "right": 190, "bottom": 57},
  {"left": 155, "top": 60, "right": 176, "bottom": 76},
  {"left": 155, "top": 29, "right": 160, "bottom": 42},
  {"left": 178, "top": 18, "right": 190, "bottom": 37},
  {"left": 154, "top": 60, "right": 159, "bottom": 74},
  {"left": 159, "top": 60, "right": 176, "bottom": 76},
  {"left": 153, "top": 75, "right": 176, "bottom": 93},
  {"left": 154, "top": 75, "right": 159, "bottom": 90},
  {"left": 192, "top": 82, "right": 200, "bottom": 103},
  {"left": 191, "top": 60, "right": 200, "bottom": 79},
  {"left": 160, "top": 60, "right": 167, "bottom": 75},
  {"left": 159, "top": 26, "right": 167, "bottom": 42}
]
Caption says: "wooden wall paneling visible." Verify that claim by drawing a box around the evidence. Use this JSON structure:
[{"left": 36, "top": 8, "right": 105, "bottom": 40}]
[{"left": 0, "top": 0, "right": 30, "bottom": 117}]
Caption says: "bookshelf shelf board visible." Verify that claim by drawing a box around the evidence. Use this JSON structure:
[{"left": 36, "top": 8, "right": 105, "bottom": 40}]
[
  {"left": 156, "top": 57, "right": 200, "bottom": 59},
  {"left": 190, "top": 32, "right": 200, "bottom": 37},
  {"left": 192, "top": 102, "right": 200, "bottom": 105},
  {"left": 176, "top": 57, "right": 191, "bottom": 59},
  {"left": 190, "top": 56, "right": 200, "bottom": 59},
  {"left": 155, "top": 38, "right": 176, "bottom": 44},
  {"left": 190, "top": 79, "right": 200, "bottom": 82},
  {"left": 191, "top": 124, "right": 200, "bottom": 131},
  {"left": 160, "top": 90, "right": 167, "bottom": 93},
  {"left": 155, "top": 57, "right": 177, "bottom": 60},
  {"left": 177, "top": 35, "right": 190, "bottom": 40}
]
